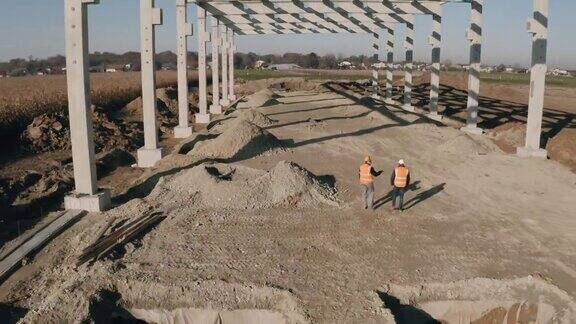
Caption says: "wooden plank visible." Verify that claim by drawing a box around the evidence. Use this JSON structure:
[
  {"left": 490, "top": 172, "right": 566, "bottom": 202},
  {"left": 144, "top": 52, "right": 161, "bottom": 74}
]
[{"left": 0, "top": 210, "right": 85, "bottom": 283}]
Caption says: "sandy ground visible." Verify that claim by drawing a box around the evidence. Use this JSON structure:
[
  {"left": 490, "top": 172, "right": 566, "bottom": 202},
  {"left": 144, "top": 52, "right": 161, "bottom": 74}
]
[{"left": 1, "top": 83, "right": 576, "bottom": 323}]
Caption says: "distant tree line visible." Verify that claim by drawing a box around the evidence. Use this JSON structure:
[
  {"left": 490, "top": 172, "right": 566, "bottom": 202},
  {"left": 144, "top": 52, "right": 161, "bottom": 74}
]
[{"left": 0, "top": 50, "right": 386, "bottom": 76}]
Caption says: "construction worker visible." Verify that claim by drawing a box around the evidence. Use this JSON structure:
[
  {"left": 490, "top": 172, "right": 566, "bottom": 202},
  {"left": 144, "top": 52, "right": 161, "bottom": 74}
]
[
  {"left": 390, "top": 159, "right": 410, "bottom": 211},
  {"left": 359, "top": 156, "right": 383, "bottom": 210}
]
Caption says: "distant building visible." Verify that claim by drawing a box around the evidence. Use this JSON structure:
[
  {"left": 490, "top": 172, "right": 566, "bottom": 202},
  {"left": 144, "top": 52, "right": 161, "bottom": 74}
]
[
  {"left": 105, "top": 68, "right": 117, "bottom": 73},
  {"left": 269, "top": 63, "right": 301, "bottom": 70},
  {"left": 0, "top": 71, "right": 7, "bottom": 77},
  {"left": 371, "top": 62, "right": 386, "bottom": 69},
  {"left": 505, "top": 67, "right": 515, "bottom": 73},
  {"left": 254, "top": 60, "right": 267, "bottom": 69},
  {"left": 550, "top": 68, "right": 570, "bottom": 76},
  {"left": 338, "top": 61, "right": 353, "bottom": 69}
]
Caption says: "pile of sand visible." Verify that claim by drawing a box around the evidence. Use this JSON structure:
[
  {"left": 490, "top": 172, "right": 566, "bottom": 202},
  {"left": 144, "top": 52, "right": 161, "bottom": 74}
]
[
  {"left": 239, "top": 77, "right": 322, "bottom": 96},
  {"left": 547, "top": 128, "right": 576, "bottom": 171},
  {"left": 437, "top": 133, "right": 499, "bottom": 155},
  {"left": 487, "top": 122, "right": 527, "bottom": 154},
  {"left": 211, "top": 109, "right": 277, "bottom": 133},
  {"left": 146, "top": 161, "right": 338, "bottom": 210},
  {"left": 237, "top": 89, "right": 281, "bottom": 109},
  {"left": 188, "top": 120, "right": 282, "bottom": 161},
  {"left": 376, "top": 276, "right": 576, "bottom": 323}
]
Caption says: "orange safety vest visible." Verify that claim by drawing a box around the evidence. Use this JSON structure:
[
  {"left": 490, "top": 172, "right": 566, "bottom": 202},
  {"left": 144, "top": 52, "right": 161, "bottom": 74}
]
[
  {"left": 394, "top": 166, "right": 409, "bottom": 188},
  {"left": 359, "top": 163, "right": 374, "bottom": 185}
]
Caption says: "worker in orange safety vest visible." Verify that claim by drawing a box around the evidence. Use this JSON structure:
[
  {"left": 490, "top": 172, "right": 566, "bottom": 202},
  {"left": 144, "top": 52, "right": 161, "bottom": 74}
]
[
  {"left": 390, "top": 159, "right": 411, "bottom": 211},
  {"left": 359, "top": 156, "right": 383, "bottom": 210}
]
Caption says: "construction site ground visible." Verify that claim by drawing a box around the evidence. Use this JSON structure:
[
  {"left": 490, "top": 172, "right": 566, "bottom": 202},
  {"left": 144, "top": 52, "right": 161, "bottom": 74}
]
[{"left": 1, "top": 78, "right": 576, "bottom": 323}]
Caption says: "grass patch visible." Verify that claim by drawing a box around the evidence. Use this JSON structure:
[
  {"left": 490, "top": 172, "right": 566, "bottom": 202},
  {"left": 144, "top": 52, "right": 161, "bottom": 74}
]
[{"left": 480, "top": 72, "right": 576, "bottom": 88}]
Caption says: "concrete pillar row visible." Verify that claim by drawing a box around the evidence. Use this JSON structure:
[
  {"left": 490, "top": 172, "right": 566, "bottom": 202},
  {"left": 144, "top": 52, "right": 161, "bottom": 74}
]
[
  {"left": 196, "top": 6, "right": 210, "bottom": 124},
  {"left": 174, "top": 0, "right": 193, "bottom": 138},
  {"left": 209, "top": 16, "right": 222, "bottom": 114},
  {"left": 137, "top": 0, "right": 165, "bottom": 167},
  {"left": 462, "top": 0, "right": 484, "bottom": 135},
  {"left": 220, "top": 25, "right": 230, "bottom": 107},
  {"left": 385, "top": 26, "right": 395, "bottom": 104},
  {"left": 428, "top": 8, "right": 443, "bottom": 121},
  {"left": 517, "top": 0, "right": 550, "bottom": 158},
  {"left": 63, "top": 0, "right": 110, "bottom": 212},
  {"left": 228, "top": 29, "right": 236, "bottom": 102},
  {"left": 403, "top": 22, "right": 415, "bottom": 112},
  {"left": 371, "top": 32, "right": 380, "bottom": 100}
]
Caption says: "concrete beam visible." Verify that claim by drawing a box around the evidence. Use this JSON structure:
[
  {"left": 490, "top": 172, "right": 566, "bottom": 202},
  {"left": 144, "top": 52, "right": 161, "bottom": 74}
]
[
  {"left": 462, "top": 0, "right": 484, "bottom": 135},
  {"left": 137, "top": 0, "right": 165, "bottom": 167},
  {"left": 174, "top": 0, "right": 194, "bottom": 138},
  {"left": 196, "top": 6, "right": 210, "bottom": 124},
  {"left": 220, "top": 25, "right": 231, "bottom": 107},
  {"left": 517, "top": 0, "right": 549, "bottom": 158},
  {"left": 403, "top": 21, "right": 415, "bottom": 112},
  {"left": 63, "top": 0, "right": 110, "bottom": 212},
  {"left": 428, "top": 8, "right": 443, "bottom": 121},
  {"left": 209, "top": 15, "right": 223, "bottom": 114},
  {"left": 228, "top": 29, "right": 237, "bottom": 101},
  {"left": 372, "top": 32, "right": 380, "bottom": 100}
]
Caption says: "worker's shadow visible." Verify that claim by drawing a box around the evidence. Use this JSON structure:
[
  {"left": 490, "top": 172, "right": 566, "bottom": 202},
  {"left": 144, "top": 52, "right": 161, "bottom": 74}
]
[
  {"left": 373, "top": 181, "right": 421, "bottom": 210},
  {"left": 403, "top": 183, "right": 446, "bottom": 210}
]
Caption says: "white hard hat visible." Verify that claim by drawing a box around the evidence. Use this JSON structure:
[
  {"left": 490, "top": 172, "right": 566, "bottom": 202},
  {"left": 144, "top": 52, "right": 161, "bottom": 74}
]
[{"left": 398, "top": 159, "right": 405, "bottom": 165}]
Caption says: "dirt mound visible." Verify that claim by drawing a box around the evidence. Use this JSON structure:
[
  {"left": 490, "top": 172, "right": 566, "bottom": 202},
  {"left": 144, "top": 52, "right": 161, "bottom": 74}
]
[
  {"left": 487, "top": 122, "right": 526, "bottom": 154},
  {"left": 188, "top": 120, "right": 282, "bottom": 161},
  {"left": 211, "top": 109, "right": 277, "bottom": 134},
  {"left": 437, "top": 133, "right": 499, "bottom": 155},
  {"left": 125, "top": 87, "right": 179, "bottom": 115},
  {"left": 547, "top": 128, "right": 576, "bottom": 171},
  {"left": 377, "top": 276, "right": 576, "bottom": 323},
  {"left": 147, "top": 161, "right": 338, "bottom": 210},
  {"left": 21, "top": 107, "right": 143, "bottom": 154},
  {"left": 237, "top": 89, "right": 281, "bottom": 109},
  {"left": 238, "top": 77, "right": 322, "bottom": 96}
]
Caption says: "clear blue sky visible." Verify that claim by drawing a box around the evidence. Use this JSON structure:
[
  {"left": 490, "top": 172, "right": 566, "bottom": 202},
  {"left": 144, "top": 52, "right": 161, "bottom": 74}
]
[{"left": 0, "top": 0, "right": 575, "bottom": 69}]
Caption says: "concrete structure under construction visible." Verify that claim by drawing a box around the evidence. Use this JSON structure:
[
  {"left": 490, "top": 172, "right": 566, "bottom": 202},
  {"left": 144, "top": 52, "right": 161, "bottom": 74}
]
[{"left": 63, "top": 0, "right": 553, "bottom": 212}]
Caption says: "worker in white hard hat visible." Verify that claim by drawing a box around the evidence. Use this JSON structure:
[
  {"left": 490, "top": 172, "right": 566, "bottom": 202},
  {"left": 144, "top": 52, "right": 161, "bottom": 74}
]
[
  {"left": 390, "top": 159, "right": 410, "bottom": 211},
  {"left": 359, "top": 156, "right": 383, "bottom": 210}
]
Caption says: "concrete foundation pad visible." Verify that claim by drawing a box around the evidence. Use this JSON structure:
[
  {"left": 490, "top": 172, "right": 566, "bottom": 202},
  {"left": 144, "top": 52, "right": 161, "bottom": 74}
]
[
  {"left": 220, "top": 99, "right": 231, "bottom": 107},
  {"left": 517, "top": 146, "right": 548, "bottom": 159},
  {"left": 460, "top": 125, "right": 484, "bottom": 135},
  {"left": 427, "top": 112, "right": 443, "bottom": 122},
  {"left": 137, "top": 147, "right": 165, "bottom": 168},
  {"left": 195, "top": 113, "right": 210, "bottom": 124},
  {"left": 65, "top": 189, "right": 111, "bottom": 212},
  {"left": 384, "top": 99, "right": 396, "bottom": 105},
  {"left": 173, "top": 126, "right": 193, "bottom": 139},
  {"left": 402, "top": 104, "right": 415, "bottom": 112},
  {"left": 209, "top": 104, "right": 223, "bottom": 114}
]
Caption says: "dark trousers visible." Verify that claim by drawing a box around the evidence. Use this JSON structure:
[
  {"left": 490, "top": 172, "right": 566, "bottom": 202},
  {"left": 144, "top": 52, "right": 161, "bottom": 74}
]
[{"left": 392, "top": 186, "right": 406, "bottom": 210}]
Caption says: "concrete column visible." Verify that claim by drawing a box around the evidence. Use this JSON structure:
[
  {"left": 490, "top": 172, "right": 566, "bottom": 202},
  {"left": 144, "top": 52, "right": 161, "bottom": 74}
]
[
  {"left": 228, "top": 29, "right": 237, "bottom": 101},
  {"left": 517, "top": 0, "right": 549, "bottom": 158},
  {"left": 403, "top": 21, "right": 415, "bottom": 112},
  {"left": 196, "top": 6, "right": 210, "bottom": 124},
  {"left": 428, "top": 9, "right": 443, "bottom": 121},
  {"left": 220, "top": 25, "right": 230, "bottom": 107},
  {"left": 174, "top": 0, "right": 193, "bottom": 138},
  {"left": 462, "top": 0, "right": 484, "bottom": 135},
  {"left": 209, "top": 15, "right": 222, "bottom": 114},
  {"left": 371, "top": 32, "right": 380, "bottom": 99},
  {"left": 63, "top": 0, "right": 110, "bottom": 212},
  {"left": 385, "top": 26, "right": 395, "bottom": 104},
  {"left": 137, "top": 0, "right": 164, "bottom": 167}
]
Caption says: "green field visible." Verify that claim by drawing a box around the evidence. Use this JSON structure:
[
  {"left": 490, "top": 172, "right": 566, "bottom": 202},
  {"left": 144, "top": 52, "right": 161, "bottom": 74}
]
[
  {"left": 235, "top": 69, "right": 576, "bottom": 88},
  {"left": 480, "top": 72, "right": 576, "bottom": 87}
]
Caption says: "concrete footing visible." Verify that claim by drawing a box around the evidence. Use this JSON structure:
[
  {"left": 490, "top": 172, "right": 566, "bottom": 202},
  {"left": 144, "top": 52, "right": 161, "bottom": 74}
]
[
  {"left": 384, "top": 99, "right": 396, "bottom": 105},
  {"left": 220, "top": 99, "right": 231, "bottom": 107},
  {"left": 371, "top": 94, "right": 380, "bottom": 100},
  {"left": 173, "top": 126, "right": 193, "bottom": 139},
  {"left": 517, "top": 146, "right": 548, "bottom": 159},
  {"left": 210, "top": 104, "right": 223, "bottom": 114},
  {"left": 65, "top": 189, "right": 111, "bottom": 212},
  {"left": 137, "top": 147, "right": 164, "bottom": 168},
  {"left": 195, "top": 113, "right": 210, "bottom": 124},
  {"left": 460, "top": 125, "right": 484, "bottom": 135},
  {"left": 427, "top": 112, "right": 443, "bottom": 121}
]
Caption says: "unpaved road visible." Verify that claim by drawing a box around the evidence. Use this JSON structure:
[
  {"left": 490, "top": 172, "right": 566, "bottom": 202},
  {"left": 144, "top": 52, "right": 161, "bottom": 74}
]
[{"left": 1, "top": 82, "right": 575, "bottom": 323}]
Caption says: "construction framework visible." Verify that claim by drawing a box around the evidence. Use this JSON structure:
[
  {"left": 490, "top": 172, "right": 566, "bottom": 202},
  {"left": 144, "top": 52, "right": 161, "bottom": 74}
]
[{"left": 63, "top": 0, "right": 552, "bottom": 212}]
